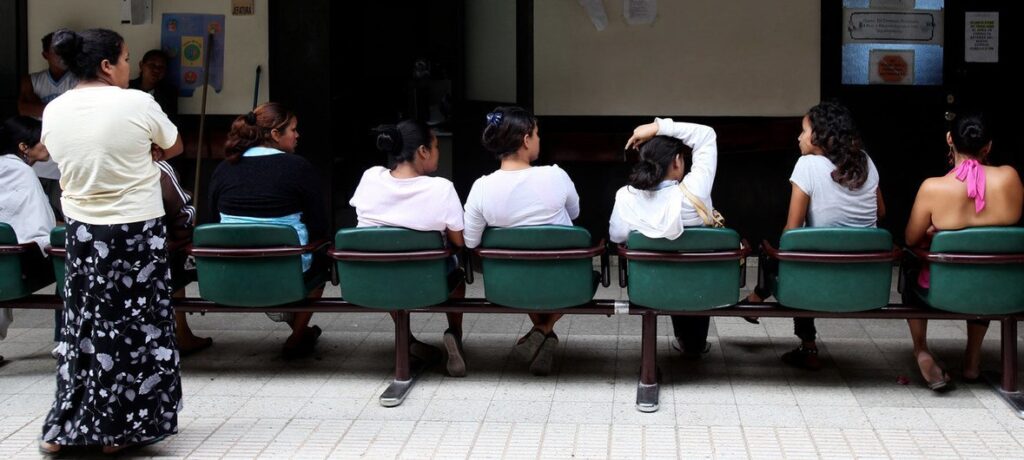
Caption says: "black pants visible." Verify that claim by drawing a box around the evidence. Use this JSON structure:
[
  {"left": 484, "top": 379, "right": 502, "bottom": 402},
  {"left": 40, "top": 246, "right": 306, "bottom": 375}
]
[
  {"left": 756, "top": 250, "right": 818, "bottom": 343},
  {"left": 671, "top": 316, "right": 710, "bottom": 352}
]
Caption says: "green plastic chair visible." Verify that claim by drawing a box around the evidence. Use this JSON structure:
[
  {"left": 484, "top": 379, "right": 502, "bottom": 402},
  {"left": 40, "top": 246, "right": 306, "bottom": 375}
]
[
  {"left": 766, "top": 227, "right": 896, "bottom": 312},
  {"left": 48, "top": 226, "right": 66, "bottom": 298},
  {"left": 621, "top": 228, "right": 747, "bottom": 310},
  {"left": 907, "top": 227, "right": 1024, "bottom": 315},
  {"left": 332, "top": 227, "right": 453, "bottom": 310},
  {"left": 476, "top": 226, "right": 604, "bottom": 309},
  {"left": 0, "top": 223, "right": 54, "bottom": 301},
  {"left": 190, "top": 223, "right": 328, "bottom": 307}
]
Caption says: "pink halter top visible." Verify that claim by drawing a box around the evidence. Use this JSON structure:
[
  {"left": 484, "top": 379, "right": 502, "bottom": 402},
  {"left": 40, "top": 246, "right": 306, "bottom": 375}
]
[{"left": 917, "top": 159, "right": 987, "bottom": 289}]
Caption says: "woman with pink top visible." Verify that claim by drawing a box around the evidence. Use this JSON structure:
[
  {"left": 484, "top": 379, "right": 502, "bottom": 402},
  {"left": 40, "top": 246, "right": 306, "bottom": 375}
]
[{"left": 905, "top": 113, "right": 1023, "bottom": 390}]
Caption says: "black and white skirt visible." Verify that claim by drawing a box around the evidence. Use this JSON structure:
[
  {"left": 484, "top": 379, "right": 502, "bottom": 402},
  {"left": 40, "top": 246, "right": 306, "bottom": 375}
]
[{"left": 41, "top": 217, "right": 181, "bottom": 446}]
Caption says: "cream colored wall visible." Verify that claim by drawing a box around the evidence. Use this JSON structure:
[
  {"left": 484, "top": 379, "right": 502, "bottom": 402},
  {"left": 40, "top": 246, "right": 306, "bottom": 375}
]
[
  {"left": 534, "top": 0, "right": 821, "bottom": 116},
  {"left": 465, "top": 0, "right": 517, "bottom": 103},
  {"left": 28, "top": 0, "right": 270, "bottom": 114}
]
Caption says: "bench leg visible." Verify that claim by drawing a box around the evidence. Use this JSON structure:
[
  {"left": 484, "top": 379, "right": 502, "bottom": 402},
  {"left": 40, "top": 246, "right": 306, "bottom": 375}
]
[
  {"left": 984, "top": 318, "right": 1024, "bottom": 419},
  {"left": 636, "top": 311, "right": 659, "bottom": 413},
  {"left": 380, "top": 310, "right": 420, "bottom": 407}
]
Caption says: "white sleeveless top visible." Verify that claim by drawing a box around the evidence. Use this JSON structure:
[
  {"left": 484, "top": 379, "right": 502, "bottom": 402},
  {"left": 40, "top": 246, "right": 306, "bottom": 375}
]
[{"left": 30, "top": 70, "right": 78, "bottom": 180}]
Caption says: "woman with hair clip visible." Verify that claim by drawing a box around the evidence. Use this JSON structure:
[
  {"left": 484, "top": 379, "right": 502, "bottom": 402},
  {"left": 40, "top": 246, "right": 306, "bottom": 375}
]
[
  {"left": 904, "top": 113, "right": 1022, "bottom": 391},
  {"left": 39, "top": 28, "right": 184, "bottom": 454},
  {"left": 0, "top": 116, "right": 56, "bottom": 365},
  {"left": 209, "top": 102, "right": 328, "bottom": 359},
  {"left": 464, "top": 106, "right": 581, "bottom": 376},
  {"left": 608, "top": 118, "right": 719, "bottom": 359},
  {"left": 745, "top": 101, "right": 885, "bottom": 371},
  {"left": 349, "top": 120, "right": 468, "bottom": 376}
]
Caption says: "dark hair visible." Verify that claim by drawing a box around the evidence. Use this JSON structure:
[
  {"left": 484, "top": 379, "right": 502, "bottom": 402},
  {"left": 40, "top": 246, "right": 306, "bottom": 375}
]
[
  {"left": 375, "top": 120, "right": 434, "bottom": 168},
  {"left": 41, "top": 32, "right": 54, "bottom": 52},
  {"left": 51, "top": 28, "right": 125, "bottom": 80},
  {"left": 807, "top": 101, "right": 868, "bottom": 190},
  {"left": 224, "top": 102, "right": 296, "bottom": 163},
  {"left": 140, "top": 49, "right": 169, "bottom": 64},
  {"left": 481, "top": 106, "right": 537, "bottom": 158},
  {"left": 0, "top": 116, "right": 42, "bottom": 157},
  {"left": 951, "top": 112, "right": 991, "bottom": 157},
  {"left": 627, "top": 136, "right": 690, "bottom": 190}
]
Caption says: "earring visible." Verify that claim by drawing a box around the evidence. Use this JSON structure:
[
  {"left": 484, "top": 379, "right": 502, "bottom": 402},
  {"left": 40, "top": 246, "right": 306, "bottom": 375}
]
[{"left": 947, "top": 146, "right": 955, "bottom": 166}]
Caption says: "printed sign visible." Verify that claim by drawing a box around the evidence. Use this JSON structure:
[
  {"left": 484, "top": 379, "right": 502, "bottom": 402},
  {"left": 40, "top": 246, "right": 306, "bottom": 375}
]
[
  {"left": 161, "top": 14, "right": 226, "bottom": 97},
  {"left": 869, "top": 50, "right": 915, "bottom": 85},
  {"left": 965, "top": 12, "right": 998, "bottom": 63},
  {"left": 844, "top": 9, "right": 943, "bottom": 45},
  {"left": 232, "top": 0, "right": 255, "bottom": 16}
]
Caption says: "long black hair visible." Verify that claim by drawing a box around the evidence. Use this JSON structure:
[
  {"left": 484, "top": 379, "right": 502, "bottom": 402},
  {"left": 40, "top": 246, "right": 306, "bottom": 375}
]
[
  {"left": 374, "top": 120, "right": 434, "bottom": 168},
  {"left": 807, "top": 102, "right": 868, "bottom": 190}
]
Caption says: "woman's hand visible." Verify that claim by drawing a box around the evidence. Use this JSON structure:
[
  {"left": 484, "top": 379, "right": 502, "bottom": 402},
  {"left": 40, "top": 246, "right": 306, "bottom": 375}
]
[
  {"left": 625, "top": 122, "right": 659, "bottom": 150},
  {"left": 151, "top": 144, "right": 165, "bottom": 161}
]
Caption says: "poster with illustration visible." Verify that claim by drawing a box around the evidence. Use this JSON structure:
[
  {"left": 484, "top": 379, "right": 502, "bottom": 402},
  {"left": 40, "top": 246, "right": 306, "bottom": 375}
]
[{"left": 161, "top": 13, "right": 225, "bottom": 97}]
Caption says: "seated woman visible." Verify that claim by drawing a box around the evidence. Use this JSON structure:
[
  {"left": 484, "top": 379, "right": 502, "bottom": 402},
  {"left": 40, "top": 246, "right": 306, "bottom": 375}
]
[
  {"left": 0, "top": 116, "right": 56, "bottom": 364},
  {"left": 155, "top": 156, "right": 211, "bottom": 355},
  {"left": 463, "top": 106, "right": 581, "bottom": 376},
  {"left": 746, "top": 101, "right": 885, "bottom": 370},
  {"left": 609, "top": 118, "right": 719, "bottom": 359},
  {"left": 209, "top": 102, "right": 327, "bottom": 358},
  {"left": 349, "top": 120, "right": 468, "bottom": 376},
  {"left": 904, "top": 112, "right": 1023, "bottom": 390}
]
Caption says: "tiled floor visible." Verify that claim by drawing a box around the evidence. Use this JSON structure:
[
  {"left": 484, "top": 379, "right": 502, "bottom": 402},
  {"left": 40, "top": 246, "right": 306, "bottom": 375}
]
[{"left": 1, "top": 267, "right": 1023, "bottom": 459}]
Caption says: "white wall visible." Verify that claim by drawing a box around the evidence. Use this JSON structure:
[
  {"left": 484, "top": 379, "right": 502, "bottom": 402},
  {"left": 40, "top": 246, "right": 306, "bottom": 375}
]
[
  {"left": 534, "top": 0, "right": 821, "bottom": 116},
  {"left": 28, "top": 0, "right": 270, "bottom": 114},
  {"left": 465, "top": 0, "right": 517, "bottom": 103}
]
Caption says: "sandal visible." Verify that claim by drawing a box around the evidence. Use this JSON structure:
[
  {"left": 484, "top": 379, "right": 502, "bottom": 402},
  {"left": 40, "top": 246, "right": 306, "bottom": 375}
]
[
  {"left": 529, "top": 332, "right": 559, "bottom": 376},
  {"left": 781, "top": 344, "right": 822, "bottom": 371},
  {"left": 914, "top": 351, "right": 951, "bottom": 392},
  {"left": 443, "top": 329, "right": 466, "bottom": 377},
  {"left": 101, "top": 434, "right": 168, "bottom": 455}
]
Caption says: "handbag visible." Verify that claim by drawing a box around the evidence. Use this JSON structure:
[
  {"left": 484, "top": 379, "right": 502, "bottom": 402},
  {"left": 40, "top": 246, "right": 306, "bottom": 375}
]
[{"left": 679, "top": 183, "right": 725, "bottom": 228}]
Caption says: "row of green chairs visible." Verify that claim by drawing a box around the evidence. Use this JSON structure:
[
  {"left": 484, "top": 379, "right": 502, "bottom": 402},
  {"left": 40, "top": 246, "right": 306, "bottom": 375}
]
[{"left": 2, "top": 222, "right": 1023, "bottom": 415}]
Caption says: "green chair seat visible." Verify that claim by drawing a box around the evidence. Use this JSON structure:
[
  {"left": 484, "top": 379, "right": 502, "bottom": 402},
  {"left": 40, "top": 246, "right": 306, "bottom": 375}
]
[
  {"left": 192, "top": 223, "right": 325, "bottom": 307},
  {"left": 478, "top": 226, "right": 599, "bottom": 309},
  {"left": 625, "top": 228, "right": 743, "bottom": 310},
  {"left": 773, "top": 227, "right": 894, "bottom": 312},
  {"left": 333, "top": 227, "right": 451, "bottom": 310},
  {"left": 0, "top": 223, "right": 54, "bottom": 301},
  {"left": 913, "top": 227, "right": 1024, "bottom": 315},
  {"left": 49, "top": 226, "right": 66, "bottom": 299}
]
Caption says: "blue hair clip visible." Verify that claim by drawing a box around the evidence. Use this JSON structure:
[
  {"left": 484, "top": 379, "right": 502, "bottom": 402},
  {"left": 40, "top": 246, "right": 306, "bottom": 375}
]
[{"left": 486, "top": 112, "right": 503, "bottom": 126}]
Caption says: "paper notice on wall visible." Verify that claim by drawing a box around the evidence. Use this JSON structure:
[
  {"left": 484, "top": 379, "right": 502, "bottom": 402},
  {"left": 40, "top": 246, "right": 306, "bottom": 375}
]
[
  {"left": 162, "top": 13, "right": 226, "bottom": 96},
  {"left": 869, "top": 49, "right": 914, "bottom": 85},
  {"left": 623, "top": 0, "right": 656, "bottom": 26},
  {"left": 965, "top": 12, "right": 998, "bottom": 63},
  {"left": 232, "top": 0, "right": 255, "bottom": 16},
  {"left": 578, "top": 0, "right": 608, "bottom": 31}
]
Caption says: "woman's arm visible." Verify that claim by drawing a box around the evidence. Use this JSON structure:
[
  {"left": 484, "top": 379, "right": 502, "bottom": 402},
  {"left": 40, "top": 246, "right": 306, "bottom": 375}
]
[
  {"left": 784, "top": 182, "right": 810, "bottom": 230},
  {"left": 905, "top": 181, "right": 934, "bottom": 247},
  {"left": 657, "top": 118, "right": 718, "bottom": 198},
  {"left": 876, "top": 187, "right": 886, "bottom": 221},
  {"left": 446, "top": 229, "right": 465, "bottom": 248}
]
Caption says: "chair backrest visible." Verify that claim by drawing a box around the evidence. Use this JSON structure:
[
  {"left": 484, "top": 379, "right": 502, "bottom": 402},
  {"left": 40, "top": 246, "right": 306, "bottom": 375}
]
[
  {"left": 334, "top": 227, "right": 450, "bottom": 309},
  {"left": 775, "top": 227, "right": 894, "bottom": 312},
  {"left": 923, "top": 227, "right": 1024, "bottom": 314},
  {"left": 478, "top": 225, "right": 597, "bottom": 309},
  {"left": 626, "top": 228, "right": 742, "bottom": 310},
  {"left": 0, "top": 223, "right": 53, "bottom": 301},
  {"left": 192, "top": 223, "right": 310, "bottom": 307}
]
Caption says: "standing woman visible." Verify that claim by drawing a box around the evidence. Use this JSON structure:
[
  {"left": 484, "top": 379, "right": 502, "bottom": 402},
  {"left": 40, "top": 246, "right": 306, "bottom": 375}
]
[{"left": 39, "top": 28, "right": 184, "bottom": 454}]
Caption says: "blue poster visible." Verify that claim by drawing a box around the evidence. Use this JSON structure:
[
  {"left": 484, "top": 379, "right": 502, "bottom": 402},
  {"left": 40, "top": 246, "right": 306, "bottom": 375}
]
[{"left": 160, "top": 13, "right": 226, "bottom": 97}]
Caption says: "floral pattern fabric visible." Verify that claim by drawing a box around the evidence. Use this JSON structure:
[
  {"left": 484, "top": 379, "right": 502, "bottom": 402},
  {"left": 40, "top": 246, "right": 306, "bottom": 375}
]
[{"left": 41, "top": 217, "right": 181, "bottom": 446}]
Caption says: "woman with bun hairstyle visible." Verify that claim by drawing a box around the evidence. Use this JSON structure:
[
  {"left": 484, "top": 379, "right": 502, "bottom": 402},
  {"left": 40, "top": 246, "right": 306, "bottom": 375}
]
[
  {"left": 904, "top": 112, "right": 1022, "bottom": 391},
  {"left": 463, "top": 106, "right": 581, "bottom": 376},
  {"left": 39, "top": 28, "right": 184, "bottom": 454},
  {"left": 208, "top": 102, "right": 328, "bottom": 359},
  {"left": 608, "top": 118, "right": 719, "bottom": 359},
  {"left": 349, "top": 120, "right": 468, "bottom": 376}
]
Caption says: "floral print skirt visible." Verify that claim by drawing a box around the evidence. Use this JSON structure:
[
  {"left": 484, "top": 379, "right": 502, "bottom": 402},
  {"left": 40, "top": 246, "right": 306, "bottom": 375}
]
[{"left": 41, "top": 217, "right": 181, "bottom": 446}]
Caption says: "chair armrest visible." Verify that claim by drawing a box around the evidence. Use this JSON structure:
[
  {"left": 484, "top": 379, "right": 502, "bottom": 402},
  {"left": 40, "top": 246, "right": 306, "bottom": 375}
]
[
  {"left": 599, "top": 239, "right": 611, "bottom": 288},
  {"left": 0, "top": 242, "right": 36, "bottom": 255},
  {"left": 475, "top": 243, "right": 606, "bottom": 260},
  {"left": 327, "top": 246, "right": 455, "bottom": 262},
  {"left": 763, "top": 240, "right": 900, "bottom": 263}
]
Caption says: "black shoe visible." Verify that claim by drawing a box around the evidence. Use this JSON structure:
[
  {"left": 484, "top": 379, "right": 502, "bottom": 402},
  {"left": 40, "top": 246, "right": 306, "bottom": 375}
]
[{"left": 781, "top": 345, "right": 821, "bottom": 371}]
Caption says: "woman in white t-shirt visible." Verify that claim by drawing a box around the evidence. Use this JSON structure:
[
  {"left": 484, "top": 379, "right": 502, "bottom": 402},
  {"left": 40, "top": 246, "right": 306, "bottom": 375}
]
[
  {"left": 608, "top": 118, "right": 718, "bottom": 359},
  {"left": 464, "top": 106, "right": 581, "bottom": 376},
  {"left": 39, "top": 28, "right": 184, "bottom": 455},
  {"left": 350, "top": 120, "right": 468, "bottom": 376},
  {"left": 745, "top": 101, "right": 885, "bottom": 371}
]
